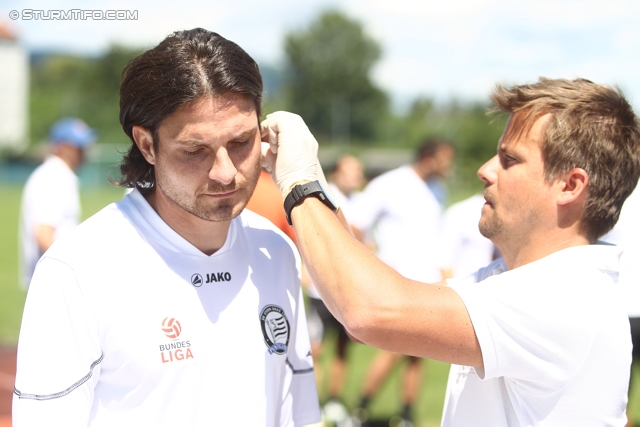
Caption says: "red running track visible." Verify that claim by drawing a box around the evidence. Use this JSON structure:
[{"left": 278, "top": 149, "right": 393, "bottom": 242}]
[{"left": 0, "top": 347, "right": 15, "bottom": 427}]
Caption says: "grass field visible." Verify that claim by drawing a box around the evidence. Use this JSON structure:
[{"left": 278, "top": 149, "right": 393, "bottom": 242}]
[{"left": 2, "top": 182, "right": 640, "bottom": 426}]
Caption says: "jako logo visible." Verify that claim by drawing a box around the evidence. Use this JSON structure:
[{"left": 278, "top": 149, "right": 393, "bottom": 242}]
[
  {"left": 191, "top": 274, "right": 203, "bottom": 287},
  {"left": 162, "top": 317, "right": 182, "bottom": 339}
]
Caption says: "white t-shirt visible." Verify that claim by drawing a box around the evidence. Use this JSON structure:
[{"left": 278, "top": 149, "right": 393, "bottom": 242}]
[
  {"left": 350, "top": 165, "right": 443, "bottom": 283},
  {"left": 438, "top": 194, "right": 495, "bottom": 278},
  {"left": 13, "top": 189, "right": 321, "bottom": 427},
  {"left": 443, "top": 245, "right": 630, "bottom": 427},
  {"left": 601, "top": 186, "right": 640, "bottom": 317},
  {"left": 18, "top": 155, "right": 80, "bottom": 289}
]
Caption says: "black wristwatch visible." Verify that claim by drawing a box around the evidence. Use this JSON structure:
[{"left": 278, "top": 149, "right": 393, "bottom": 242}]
[{"left": 284, "top": 180, "right": 338, "bottom": 225}]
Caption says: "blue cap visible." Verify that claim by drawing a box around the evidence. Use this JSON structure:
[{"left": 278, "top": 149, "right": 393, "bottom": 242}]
[{"left": 49, "top": 118, "right": 97, "bottom": 147}]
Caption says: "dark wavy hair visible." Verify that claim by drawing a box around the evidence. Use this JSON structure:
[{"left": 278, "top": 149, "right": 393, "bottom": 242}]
[{"left": 118, "top": 28, "right": 263, "bottom": 190}]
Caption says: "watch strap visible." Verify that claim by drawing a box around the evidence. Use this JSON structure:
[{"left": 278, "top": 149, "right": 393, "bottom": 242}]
[{"left": 284, "top": 181, "right": 335, "bottom": 225}]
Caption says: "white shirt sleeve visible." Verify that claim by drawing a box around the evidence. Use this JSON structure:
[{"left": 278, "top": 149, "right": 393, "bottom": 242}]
[
  {"left": 13, "top": 256, "right": 102, "bottom": 427},
  {"left": 281, "top": 286, "right": 321, "bottom": 427},
  {"left": 450, "top": 264, "right": 606, "bottom": 393}
]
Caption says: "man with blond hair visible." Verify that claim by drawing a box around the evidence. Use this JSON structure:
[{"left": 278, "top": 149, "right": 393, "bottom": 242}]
[{"left": 261, "top": 77, "right": 640, "bottom": 426}]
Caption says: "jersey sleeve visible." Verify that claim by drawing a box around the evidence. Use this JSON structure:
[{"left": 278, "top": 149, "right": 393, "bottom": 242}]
[
  {"left": 450, "top": 266, "right": 603, "bottom": 394},
  {"left": 13, "top": 256, "right": 102, "bottom": 427},
  {"left": 279, "top": 285, "right": 321, "bottom": 427}
]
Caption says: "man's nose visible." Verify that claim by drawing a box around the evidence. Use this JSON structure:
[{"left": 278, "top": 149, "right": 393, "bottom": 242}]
[
  {"left": 209, "top": 148, "right": 237, "bottom": 185},
  {"left": 477, "top": 155, "right": 498, "bottom": 185}
]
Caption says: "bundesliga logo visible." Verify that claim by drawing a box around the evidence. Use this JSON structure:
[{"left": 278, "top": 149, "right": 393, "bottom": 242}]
[
  {"left": 162, "top": 317, "right": 181, "bottom": 338},
  {"left": 159, "top": 317, "right": 194, "bottom": 363}
]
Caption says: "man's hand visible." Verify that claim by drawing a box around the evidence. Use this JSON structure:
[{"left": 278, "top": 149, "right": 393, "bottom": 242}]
[{"left": 261, "top": 112, "right": 319, "bottom": 200}]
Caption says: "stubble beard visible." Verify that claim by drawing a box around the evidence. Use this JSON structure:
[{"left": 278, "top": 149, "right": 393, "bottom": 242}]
[
  {"left": 479, "top": 211, "right": 502, "bottom": 240},
  {"left": 478, "top": 193, "right": 502, "bottom": 239},
  {"left": 156, "top": 161, "right": 262, "bottom": 223}
]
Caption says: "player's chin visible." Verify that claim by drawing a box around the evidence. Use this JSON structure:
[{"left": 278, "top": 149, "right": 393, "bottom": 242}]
[
  {"left": 197, "top": 207, "right": 236, "bottom": 222},
  {"left": 478, "top": 216, "right": 501, "bottom": 239},
  {"left": 208, "top": 199, "right": 250, "bottom": 222}
]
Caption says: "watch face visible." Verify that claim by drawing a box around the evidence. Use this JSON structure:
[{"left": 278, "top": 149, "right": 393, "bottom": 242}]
[{"left": 318, "top": 179, "right": 339, "bottom": 211}]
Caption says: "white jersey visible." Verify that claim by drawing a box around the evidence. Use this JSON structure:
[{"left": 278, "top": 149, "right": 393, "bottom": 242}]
[
  {"left": 438, "top": 194, "right": 495, "bottom": 278},
  {"left": 350, "top": 165, "right": 443, "bottom": 283},
  {"left": 601, "top": 185, "right": 640, "bottom": 317},
  {"left": 19, "top": 155, "right": 80, "bottom": 288},
  {"left": 443, "top": 245, "right": 630, "bottom": 427},
  {"left": 13, "top": 189, "right": 321, "bottom": 427}
]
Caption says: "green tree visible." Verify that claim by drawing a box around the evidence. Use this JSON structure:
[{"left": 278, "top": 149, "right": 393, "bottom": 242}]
[
  {"left": 30, "top": 54, "right": 93, "bottom": 144},
  {"left": 283, "top": 10, "right": 389, "bottom": 143},
  {"left": 29, "top": 45, "right": 143, "bottom": 146}
]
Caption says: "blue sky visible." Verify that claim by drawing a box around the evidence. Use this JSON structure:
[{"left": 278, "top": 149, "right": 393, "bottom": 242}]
[{"left": 2, "top": 0, "right": 639, "bottom": 111}]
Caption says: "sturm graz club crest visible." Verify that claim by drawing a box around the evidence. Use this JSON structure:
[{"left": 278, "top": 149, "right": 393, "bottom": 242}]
[{"left": 260, "top": 305, "right": 290, "bottom": 355}]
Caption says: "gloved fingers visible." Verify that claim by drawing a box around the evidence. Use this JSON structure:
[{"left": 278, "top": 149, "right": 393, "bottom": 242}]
[
  {"left": 316, "top": 161, "right": 329, "bottom": 188},
  {"left": 263, "top": 111, "right": 317, "bottom": 152},
  {"left": 263, "top": 111, "right": 294, "bottom": 133},
  {"left": 260, "top": 119, "right": 279, "bottom": 154},
  {"left": 260, "top": 111, "right": 320, "bottom": 199},
  {"left": 261, "top": 142, "right": 276, "bottom": 173},
  {"left": 260, "top": 141, "right": 271, "bottom": 158}
]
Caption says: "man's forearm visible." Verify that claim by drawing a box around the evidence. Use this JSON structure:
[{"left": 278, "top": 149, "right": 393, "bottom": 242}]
[
  {"left": 261, "top": 111, "right": 482, "bottom": 367},
  {"left": 289, "top": 197, "right": 483, "bottom": 367},
  {"left": 291, "top": 197, "right": 381, "bottom": 330}
]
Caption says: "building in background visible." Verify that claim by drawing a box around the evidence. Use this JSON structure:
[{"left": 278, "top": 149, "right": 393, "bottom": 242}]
[{"left": 0, "top": 16, "right": 28, "bottom": 152}]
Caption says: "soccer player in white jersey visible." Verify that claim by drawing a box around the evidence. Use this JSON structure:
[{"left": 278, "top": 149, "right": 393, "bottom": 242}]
[
  {"left": 261, "top": 78, "right": 640, "bottom": 426},
  {"left": 13, "top": 29, "right": 321, "bottom": 427},
  {"left": 18, "top": 117, "right": 96, "bottom": 289}
]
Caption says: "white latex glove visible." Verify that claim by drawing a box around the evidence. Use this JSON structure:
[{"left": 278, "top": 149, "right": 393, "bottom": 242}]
[{"left": 261, "top": 111, "right": 319, "bottom": 200}]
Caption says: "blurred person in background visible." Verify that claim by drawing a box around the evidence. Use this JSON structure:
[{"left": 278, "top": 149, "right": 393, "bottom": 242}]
[
  {"left": 347, "top": 140, "right": 455, "bottom": 426},
  {"left": 18, "top": 117, "right": 96, "bottom": 289},
  {"left": 326, "top": 155, "right": 365, "bottom": 213},
  {"left": 13, "top": 29, "right": 320, "bottom": 427},
  {"left": 349, "top": 139, "right": 454, "bottom": 283},
  {"left": 438, "top": 193, "right": 499, "bottom": 280},
  {"left": 304, "top": 154, "right": 365, "bottom": 426}
]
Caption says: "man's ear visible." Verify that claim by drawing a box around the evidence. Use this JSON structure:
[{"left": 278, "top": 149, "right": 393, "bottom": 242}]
[
  {"left": 132, "top": 126, "right": 156, "bottom": 165},
  {"left": 557, "top": 168, "right": 588, "bottom": 205}
]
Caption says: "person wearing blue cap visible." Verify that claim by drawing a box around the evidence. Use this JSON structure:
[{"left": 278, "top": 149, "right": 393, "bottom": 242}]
[{"left": 18, "top": 117, "right": 96, "bottom": 289}]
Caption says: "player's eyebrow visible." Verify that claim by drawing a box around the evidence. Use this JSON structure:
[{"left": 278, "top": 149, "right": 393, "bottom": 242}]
[
  {"left": 230, "top": 128, "right": 258, "bottom": 141},
  {"left": 174, "top": 127, "right": 258, "bottom": 146},
  {"left": 174, "top": 139, "right": 204, "bottom": 147}
]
